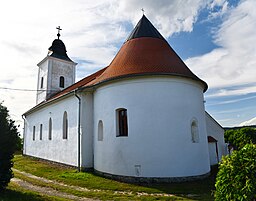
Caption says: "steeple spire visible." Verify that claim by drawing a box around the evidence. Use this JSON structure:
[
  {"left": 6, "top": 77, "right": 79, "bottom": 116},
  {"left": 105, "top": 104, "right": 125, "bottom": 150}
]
[
  {"left": 141, "top": 8, "right": 145, "bottom": 15},
  {"left": 48, "top": 27, "right": 73, "bottom": 62},
  {"left": 56, "top": 26, "right": 62, "bottom": 39}
]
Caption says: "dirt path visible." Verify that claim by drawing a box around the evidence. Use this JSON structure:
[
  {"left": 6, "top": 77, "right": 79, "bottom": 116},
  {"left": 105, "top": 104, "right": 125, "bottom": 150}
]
[
  {"left": 13, "top": 168, "right": 92, "bottom": 192},
  {"left": 12, "top": 168, "right": 182, "bottom": 199},
  {"left": 11, "top": 178, "right": 96, "bottom": 201},
  {"left": 13, "top": 168, "right": 101, "bottom": 200}
]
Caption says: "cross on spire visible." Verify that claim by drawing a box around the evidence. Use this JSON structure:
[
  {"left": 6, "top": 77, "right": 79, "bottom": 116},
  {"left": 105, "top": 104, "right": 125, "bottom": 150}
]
[
  {"left": 56, "top": 26, "right": 62, "bottom": 39},
  {"left": 141, "top": 8, "right": 145, "bottom": 15}
]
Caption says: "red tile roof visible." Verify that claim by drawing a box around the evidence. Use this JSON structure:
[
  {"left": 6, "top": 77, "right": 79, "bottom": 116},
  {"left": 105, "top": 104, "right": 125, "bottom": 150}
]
[{"left": 92, "top": 37, "right": 207, "bottom": 91}]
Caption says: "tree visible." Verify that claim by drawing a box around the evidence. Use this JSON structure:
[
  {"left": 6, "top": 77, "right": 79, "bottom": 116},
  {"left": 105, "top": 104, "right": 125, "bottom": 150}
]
[
  {"left": 215, "top": 144, "right": 256, "bottom": 201},
  {"left": 225, "top": 127, "right": 256, "bottom": 150},
  {"left": 16, "top": 136, "right": 23, "bottom": 153},
  {"left": 0, "top": 102, "right": 19, "bottom": 191}
]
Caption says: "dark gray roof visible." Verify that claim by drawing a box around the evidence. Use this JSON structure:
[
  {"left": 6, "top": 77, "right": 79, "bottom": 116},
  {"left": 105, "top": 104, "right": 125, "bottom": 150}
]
[
  {"left": 126, "top": 15, "right": 166, "bottom": 41},
  {"left": 48, "top": 39, "right": 73, "bottom": 62}
]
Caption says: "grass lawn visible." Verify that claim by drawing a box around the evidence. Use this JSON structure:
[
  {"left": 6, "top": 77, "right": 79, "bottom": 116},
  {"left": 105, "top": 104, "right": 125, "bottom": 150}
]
[
  {"left": 0, "top": 182, "right": 68, "bottom": 201},
  {"left": 10, "top": 155, "right": 217, "bottom": 200}
]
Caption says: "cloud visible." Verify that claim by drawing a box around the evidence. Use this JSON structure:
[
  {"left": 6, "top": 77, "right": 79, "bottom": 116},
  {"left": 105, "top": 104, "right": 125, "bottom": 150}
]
[
  {"left": 2, "top": 42, "right": 40, "bottom": 56},
  {"left": 239, "top": 116, "right": 256, "bottom": 126},
  {"left": 186, "top": 0, "right": 256, "bottom": 98},
  {"left": 206, "top": 84, "right": 256, "bottom": 98},
  {"left": 208, "top": 0, "right": 229, "bottom": 19},
  {"left": 206, "top": 94, "right": 256, "bottom": 106},
  {"left": 116, "top": 0, "right": 212, "bottom": 37}
]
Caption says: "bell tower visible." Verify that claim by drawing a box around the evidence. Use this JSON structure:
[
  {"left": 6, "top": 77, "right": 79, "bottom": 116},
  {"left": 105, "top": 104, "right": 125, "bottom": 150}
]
[{"left": 36, "top": 27, "right": 77, "bottom": 104}]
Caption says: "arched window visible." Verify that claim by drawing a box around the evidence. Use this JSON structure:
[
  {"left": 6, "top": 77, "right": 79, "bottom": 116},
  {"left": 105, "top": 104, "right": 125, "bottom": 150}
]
[
  {"left": 63, "top": 111, "right": 68, "bottom": 139},
  {"left": 116, "top": 108, "right": 128, "bottom": 137},
  {"left": 191, "top": 120, "right": 199, "bottom": 143},
  {"left": 59, "top": 76, "right": 65, "bottom": 88},
  {"left": 33, "top": 126, "right": 36, "bottom": 141},
  {"left": 49, "top": 118, "right": 52, "bottom": 140},
  {"left": 40, "top": 77, "right": 44, "bottom": 88},
  {"left": 98, "top": 120, "right": 103, "bottom": 141},
  {"left": 40, "top": 124, "right": 43, "bottom": 140}
]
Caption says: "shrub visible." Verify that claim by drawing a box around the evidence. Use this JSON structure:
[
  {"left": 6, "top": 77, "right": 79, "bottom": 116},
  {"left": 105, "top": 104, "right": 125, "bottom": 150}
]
[
  {"left": 215, "top": 144, "right": 256, "bottom": 200},
  {"left": 0, "top": 102, "right": 19, "bottom": 191}
]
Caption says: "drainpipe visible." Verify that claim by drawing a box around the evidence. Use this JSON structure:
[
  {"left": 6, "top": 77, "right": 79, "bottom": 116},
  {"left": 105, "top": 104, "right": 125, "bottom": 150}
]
[
  {"left": 74, "top": 90, "right": 81, "bottom": 172},
  {"left": 21, "top": 115, "right": 26, "bottom": 155}
]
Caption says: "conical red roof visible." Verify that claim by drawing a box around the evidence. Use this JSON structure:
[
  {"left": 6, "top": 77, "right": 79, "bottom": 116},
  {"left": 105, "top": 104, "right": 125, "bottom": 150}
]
[{"left": 93, "top": 15, "right": 207, "bottom": 92}]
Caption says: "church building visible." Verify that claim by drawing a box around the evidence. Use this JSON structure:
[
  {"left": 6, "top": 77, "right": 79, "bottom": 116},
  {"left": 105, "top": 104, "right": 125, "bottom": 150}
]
[{"left": 23, "top": 15, "right": 226, "bottom": 181}]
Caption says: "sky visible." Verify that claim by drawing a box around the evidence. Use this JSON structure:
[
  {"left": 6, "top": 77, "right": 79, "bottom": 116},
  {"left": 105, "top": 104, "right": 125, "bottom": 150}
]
[{"left": 0, "top": 0, "right": 256, "bottom": 131}]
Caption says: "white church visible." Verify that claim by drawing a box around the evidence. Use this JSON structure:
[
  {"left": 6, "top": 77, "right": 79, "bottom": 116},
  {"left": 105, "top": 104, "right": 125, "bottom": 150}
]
[{"left": 23, "top": 15, "right": 227, "bottom": 182}]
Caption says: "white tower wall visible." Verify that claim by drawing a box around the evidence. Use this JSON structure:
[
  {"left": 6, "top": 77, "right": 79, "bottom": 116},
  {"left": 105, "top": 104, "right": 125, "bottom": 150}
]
[
  {"left": 36, "top": 57, "right": 76, "bottom": 104},
  {"left": 93, "top": 77, "right": 210, "bottom": 178}
]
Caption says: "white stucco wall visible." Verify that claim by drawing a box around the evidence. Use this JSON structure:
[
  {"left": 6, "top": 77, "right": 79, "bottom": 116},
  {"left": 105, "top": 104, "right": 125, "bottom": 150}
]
[
  {"left": 80, "top": 93, "right": 94, "bottom": 168},
  {"left": 205, "top": 112, "right": 226, "bottom": 165},
  {"left": 24, "top": 95, "right": 79, "bottom": 166},
  {"left": 208, "top": 143, "right": 218, "bottom": 165},
  {"left": 93, "top": 76, "right": 210, "bottom": 178}
]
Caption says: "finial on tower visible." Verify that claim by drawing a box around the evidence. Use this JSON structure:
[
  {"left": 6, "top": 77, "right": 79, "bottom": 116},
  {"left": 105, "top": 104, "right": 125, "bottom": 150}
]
[
  {"left": 56, "top": 26, "right": 62, "bottom": 39},
  {"left": 141, "top": 8, "right": 145, "bottom": 15}
]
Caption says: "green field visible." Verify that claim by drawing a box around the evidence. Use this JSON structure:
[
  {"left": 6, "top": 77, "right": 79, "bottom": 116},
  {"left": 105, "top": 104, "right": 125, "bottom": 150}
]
[{"left": 0, "top": 155, "right": 217, "bottom": 200}]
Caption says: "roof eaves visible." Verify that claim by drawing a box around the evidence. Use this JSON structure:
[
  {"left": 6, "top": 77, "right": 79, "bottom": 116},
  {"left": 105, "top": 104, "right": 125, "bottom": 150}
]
[
  {"left": 23, "top": 67, "right": 107, "bottom": 116},
  {"left": 205, "top": 111, "right": 224, "bottom": 129},
  {"left": 37, "top": 55, "right": 77, "bottom": 66},
  {"left": 23, "top": 89, "right": 80, "bottom": 116},
  {"left": 90, "top": 72, "right": 208, "bottom": 92},
  {"left": 23, "top": 85, "right": 94, "bottom": 116}
]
